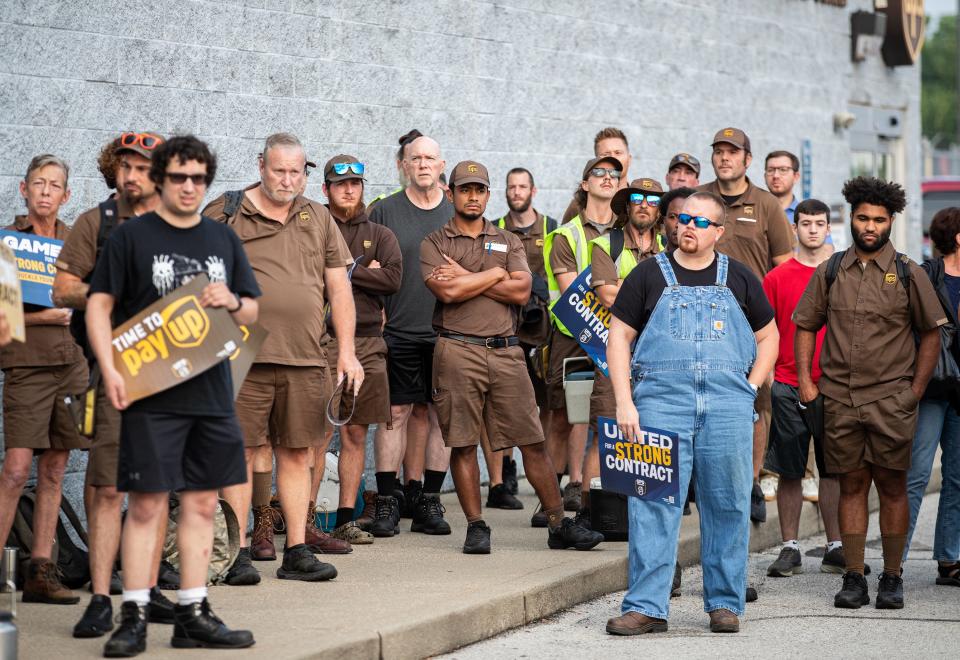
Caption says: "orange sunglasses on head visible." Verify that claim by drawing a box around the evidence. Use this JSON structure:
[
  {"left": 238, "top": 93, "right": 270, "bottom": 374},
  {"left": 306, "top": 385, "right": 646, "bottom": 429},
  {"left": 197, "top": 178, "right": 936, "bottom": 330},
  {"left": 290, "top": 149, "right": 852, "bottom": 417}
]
[{"left": 120, "top": 132, "right": 162, "bottom": 150}]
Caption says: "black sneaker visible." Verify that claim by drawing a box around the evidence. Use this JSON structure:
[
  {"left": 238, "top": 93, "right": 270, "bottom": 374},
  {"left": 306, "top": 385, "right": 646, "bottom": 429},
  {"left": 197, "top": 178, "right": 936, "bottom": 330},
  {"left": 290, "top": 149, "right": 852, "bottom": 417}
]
[
  {"left": 573, "top": 509, "right": 592, "bottom": 531},
  {"left": 276, "top": 543, "right": 337, "bottom": 582},
  {"left": 223, "top": 547, "right": 260, "bottom": 586},
  {"left": 767, "top": 546, "right": 803, "bottom": 577},
  {"left": 148, "top": 586, "right": 175, "bottom": 624},
  {"left": 171, "top": 598, "right": 255, "bottom": 649},
  {"left": 487, "top": 484, "right": 523, "bottom": 510},
  {"left": 530, "top": 503, "right": 548, "bottom": 528},
  {"left": 936, "top": 561, "right": 960, "bottom": 586},
  {"left": 400, "top": 479, "right": 420, "bottom": 518},
  {"left": 547, "top": 517, "right": 604, "bottom": 550},
  {"left": 463, "top": 521, "right": 492, "bottom": 554},
  {"left": 103, "top": 601, "right": 148, "bottom": 657},
  {"left": 411, "top": 493, "right": 452, "bottom": 535},
  {"left": 834, "top": 571, "right": 870, "bottom": 608},
  {"left": 746, "top": 586, "right": 758, "bottom": 603},
  {"left": 821, "top": 546, "right": 872, "bottom": 575},
  {"left": 157, "top": 560, "right": 180, "bottom": 590},
  {"left": 370, "top": 495, "right": 401, "bottom": 538},
  {"left": 73, "top": 594, "right": 113, "bottom": 638},
  {"left": 671, "top": 563, "right": 682, "bottom": 598},
  {"left": 750, "top": 481, "right": 766, "bottom": 523},
  {"left": 503, "top": 457, "right": 519, "bottom": 495},
  {"left": 875, "top": 572, "right": 904, "bottom": 609}
]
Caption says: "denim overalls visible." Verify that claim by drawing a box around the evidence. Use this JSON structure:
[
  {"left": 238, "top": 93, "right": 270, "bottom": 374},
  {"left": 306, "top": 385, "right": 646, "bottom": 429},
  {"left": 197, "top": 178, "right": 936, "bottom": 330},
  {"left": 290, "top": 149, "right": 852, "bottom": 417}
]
[{"left": 621, "top": 252, "right": 757, "bottom": 619}]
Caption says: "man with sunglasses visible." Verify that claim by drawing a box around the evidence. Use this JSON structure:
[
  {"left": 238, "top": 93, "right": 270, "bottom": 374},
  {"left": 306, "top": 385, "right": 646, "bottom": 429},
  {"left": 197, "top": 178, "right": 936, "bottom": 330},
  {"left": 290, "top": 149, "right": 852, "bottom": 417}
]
[
  {"left": 54, "top": 132, "right": 178, "bottom": 637},
  {"left": 561, "top": 127, "right": 632, "bottom": 224},
  {"left": 605, "top": 192, "right": 778, "bottom": 635},
  {"left": 318, "top": 154, "right": 402, "bottom": 544},
  {"left": 204, "top": 132, "right": 359, "bottom": 585},
  {"left": 543, "top": 156, "right": 621, "bottom": 518},
  {"left": 86, "top": 135, "right": 259, "bottom": 655}
]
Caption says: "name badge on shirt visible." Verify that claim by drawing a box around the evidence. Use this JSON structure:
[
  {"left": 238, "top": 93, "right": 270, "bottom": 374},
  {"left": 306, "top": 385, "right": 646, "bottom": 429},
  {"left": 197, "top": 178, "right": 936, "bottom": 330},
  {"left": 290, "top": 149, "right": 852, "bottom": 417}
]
[
  {"left": 484, "top": 242, "right": 508, "bottom": 253},
  {"left": 736, "top": 217, "right": 757, "bottom": 223}
]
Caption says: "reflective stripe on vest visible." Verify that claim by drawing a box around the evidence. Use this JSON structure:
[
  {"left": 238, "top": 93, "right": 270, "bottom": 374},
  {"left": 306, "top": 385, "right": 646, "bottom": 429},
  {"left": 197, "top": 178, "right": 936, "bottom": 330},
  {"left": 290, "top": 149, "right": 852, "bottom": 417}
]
[
  {"left": 588, "top": 233, "right": 639, "bottom": 281},
  {"left": 544, "top": 215, "right": 589, "bottom": 337},
  {"left": 367, "top": 187, "right": 403, "bottom": 208}
]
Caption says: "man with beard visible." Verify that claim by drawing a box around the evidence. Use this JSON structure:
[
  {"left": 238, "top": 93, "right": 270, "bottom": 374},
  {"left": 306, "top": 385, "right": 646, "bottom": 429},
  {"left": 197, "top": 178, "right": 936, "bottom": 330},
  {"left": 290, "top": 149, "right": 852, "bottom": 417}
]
[
  {"left": 794, "top": 177, "right": 945, "bottom": 610},
  {"left": 544, "top": 156, "right": 621, "bottom": 517},
  {"left": 664, "top": 153, "right": 700, "bottom": 191},
  {"left": 54, "top": 132, "right": 177, "bottom": 637},
  {"left": 579, "top": 178, "right": 665, "bottom": 526},
  {"left": 605, "top": 192, "right": 778, "bottom": 635},
  {"left": 561, "top": 128, "right": 632, "bottom": 224},
  {"left": 659, "top": 187, "right": 696, "bottom": 252},
  {"left": 204, "top": 133, "right": 360, "bottom": 584},
  {"left": 420, "top": 160, "right": 604, "bottom": 554},
  {"left": 319, "top": 154, "right": 402, "bottom": 543}
]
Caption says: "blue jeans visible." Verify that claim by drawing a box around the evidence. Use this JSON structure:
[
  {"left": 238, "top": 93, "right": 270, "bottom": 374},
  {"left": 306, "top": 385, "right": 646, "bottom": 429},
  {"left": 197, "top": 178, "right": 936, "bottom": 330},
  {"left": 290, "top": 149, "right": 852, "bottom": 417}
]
[{"left": 904, "top": 398, "right": 960, "bottom": 562}]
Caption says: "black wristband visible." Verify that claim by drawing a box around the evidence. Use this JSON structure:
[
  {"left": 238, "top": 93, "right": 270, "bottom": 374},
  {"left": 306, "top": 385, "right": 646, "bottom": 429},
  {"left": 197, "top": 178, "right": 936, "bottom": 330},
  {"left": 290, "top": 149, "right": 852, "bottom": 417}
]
[{"left": 228, "top": 294, "right": 242, "bottom": 313}]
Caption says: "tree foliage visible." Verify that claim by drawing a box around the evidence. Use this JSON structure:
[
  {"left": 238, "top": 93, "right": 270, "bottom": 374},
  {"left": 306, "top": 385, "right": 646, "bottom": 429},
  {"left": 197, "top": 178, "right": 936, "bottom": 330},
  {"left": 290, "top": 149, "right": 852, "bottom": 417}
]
[{"left": 922, "top": 15, "right": 958, "bottom": 147}]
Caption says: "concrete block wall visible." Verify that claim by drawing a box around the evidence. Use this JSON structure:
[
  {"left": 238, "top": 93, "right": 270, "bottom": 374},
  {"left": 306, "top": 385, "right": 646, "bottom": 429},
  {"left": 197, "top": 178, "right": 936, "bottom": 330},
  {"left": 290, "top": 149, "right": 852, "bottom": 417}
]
[{"left": 0, "top": 0, "right": 919, "bottom": 507}]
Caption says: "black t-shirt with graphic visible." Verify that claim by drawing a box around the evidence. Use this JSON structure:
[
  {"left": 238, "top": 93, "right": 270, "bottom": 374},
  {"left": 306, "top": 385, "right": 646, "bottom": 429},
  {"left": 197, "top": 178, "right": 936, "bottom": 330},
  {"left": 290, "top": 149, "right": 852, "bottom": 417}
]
[{"left": 89, "top": 212, "right": 261, "bottom": 415}]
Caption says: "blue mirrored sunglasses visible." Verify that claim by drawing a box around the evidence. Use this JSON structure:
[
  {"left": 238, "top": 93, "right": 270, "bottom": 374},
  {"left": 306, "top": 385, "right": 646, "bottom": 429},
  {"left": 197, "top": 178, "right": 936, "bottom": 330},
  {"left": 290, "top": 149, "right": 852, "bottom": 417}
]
[
  {"left": 629, "top": 193, "right": 661, "bottom": 206},
  {"left": 677, "top": 213, "right": 721, "bottom": 229},
  {"left": 332, "top": 162, "right": 364, "bottom": 176}
]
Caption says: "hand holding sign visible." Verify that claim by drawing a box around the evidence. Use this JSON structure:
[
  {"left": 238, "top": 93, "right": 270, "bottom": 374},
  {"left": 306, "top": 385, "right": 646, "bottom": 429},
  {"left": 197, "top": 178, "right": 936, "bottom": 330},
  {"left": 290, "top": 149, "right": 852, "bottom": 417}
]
[
  {"left": 102, "top": 363, "right": 130, "bottom": 411},
  {"left": 617, "top": 402, "right": 642, "bottom": 444},
  {"left": 199, "top": 281, "right": 238, "bottom": 312},
  {"left": 598, "top": 416, "right": 680, "bottom": 508}
]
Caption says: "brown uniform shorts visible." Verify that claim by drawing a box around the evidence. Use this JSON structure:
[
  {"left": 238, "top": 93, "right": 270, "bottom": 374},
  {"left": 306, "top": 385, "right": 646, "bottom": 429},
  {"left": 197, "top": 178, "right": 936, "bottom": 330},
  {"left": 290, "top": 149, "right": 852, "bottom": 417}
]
[
  {"left": 236, "top": 364, "right": 331, "bottom": 448},
  {"left": 326, "top": 336, "right": 390, "bottom": 425},
  {"left": 823, "top": 387, "right": 919, "bottom": 473},
  {"left": 589, "top": 367, "right": 615, "bottom": 435},
  {"left": 432, "top": 337, "right": 544, "bottom": 451},
  {"left": 2, "top": 361, "right": 88, "bottom": 451},
  {"left": 86, "top": 383, "right": 123, "bottom": 487},
  {"left": 547, "top": 332, "right": 589, "bottom": 411}
]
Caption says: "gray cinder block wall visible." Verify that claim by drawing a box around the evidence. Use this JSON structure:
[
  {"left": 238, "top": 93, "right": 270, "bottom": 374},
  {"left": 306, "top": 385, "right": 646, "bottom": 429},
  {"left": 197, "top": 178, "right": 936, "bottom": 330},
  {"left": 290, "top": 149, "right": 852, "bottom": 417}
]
[{"left": 0, "top": 0, "right": 920, "bottom": 509}]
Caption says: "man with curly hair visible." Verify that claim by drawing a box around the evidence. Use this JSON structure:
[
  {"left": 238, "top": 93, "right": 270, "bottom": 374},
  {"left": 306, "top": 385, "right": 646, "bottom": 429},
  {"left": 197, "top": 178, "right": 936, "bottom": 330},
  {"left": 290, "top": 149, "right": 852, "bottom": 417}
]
[{"left": 793, "top": 176, "right": 946, "bottom": 610}]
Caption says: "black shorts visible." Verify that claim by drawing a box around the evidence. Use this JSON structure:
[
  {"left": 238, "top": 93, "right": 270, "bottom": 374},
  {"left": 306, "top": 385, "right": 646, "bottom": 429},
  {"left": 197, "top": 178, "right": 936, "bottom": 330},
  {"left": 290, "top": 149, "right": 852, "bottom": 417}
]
[
  {"left": 764, "top": 381, "right": 813, "bottom": 480},
  {"left": 117, "top": 410, "right": 247, "bottom": 493},
  {"left": 385, "top": 336, "right": 435, "bottom": 405}
]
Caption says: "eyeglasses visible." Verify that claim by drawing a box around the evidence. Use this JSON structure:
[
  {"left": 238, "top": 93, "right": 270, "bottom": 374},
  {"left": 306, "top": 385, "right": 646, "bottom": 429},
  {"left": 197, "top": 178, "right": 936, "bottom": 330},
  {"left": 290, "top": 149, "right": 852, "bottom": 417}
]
[
  {"left": 765, "top": 166, "right": 796, "bottom": 175},
  {"left": 629, "top": 193, "right": 660, "bottom": 206},
  {"left": 120, "top": 132, "right": 162, "bottom": 150},
  {"left": 164, "top": 173, "right": 207, "bottom": 186},
  {"left": 589, "top": 168, "right": 622, "bottom": 179},
  {"left": 677, "top": 213, "right": 721, "bottom": 229},
  {"left": 332, "top": 162, "right": 364, "bottom": 176}
]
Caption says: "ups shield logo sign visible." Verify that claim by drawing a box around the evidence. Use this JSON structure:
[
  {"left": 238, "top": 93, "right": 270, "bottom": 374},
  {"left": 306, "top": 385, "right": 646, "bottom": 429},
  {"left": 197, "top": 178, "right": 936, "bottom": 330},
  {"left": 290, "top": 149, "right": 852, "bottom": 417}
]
[
  {"left": 882, "top": 0, "right": 925, "bottom": 66},
  {"left": 161, "top": 296, "right": 209, "bottom": 348}
]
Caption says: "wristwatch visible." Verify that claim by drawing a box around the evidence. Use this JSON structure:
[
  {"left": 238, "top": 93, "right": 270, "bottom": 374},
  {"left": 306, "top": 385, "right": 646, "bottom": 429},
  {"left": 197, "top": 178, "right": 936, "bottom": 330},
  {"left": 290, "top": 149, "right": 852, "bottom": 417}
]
[{"left": 227, "top": 294, "right": 242, "bottom": 313}]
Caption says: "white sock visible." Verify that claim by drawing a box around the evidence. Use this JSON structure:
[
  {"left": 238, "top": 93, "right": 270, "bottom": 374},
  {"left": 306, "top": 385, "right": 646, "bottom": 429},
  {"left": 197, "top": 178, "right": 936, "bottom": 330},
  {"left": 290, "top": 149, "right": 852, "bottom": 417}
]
[
  {"left": 783, "top": 539, "right": 800, "bottom": 551},
  {"left": 827, "top": 540, "right": 842, "bottom": 552},
  {"left": 122, "top": 589, "right": 150, "bottom": 606},
  {"left": 177, "top": 586, "right": 208, "bottom": 606}
]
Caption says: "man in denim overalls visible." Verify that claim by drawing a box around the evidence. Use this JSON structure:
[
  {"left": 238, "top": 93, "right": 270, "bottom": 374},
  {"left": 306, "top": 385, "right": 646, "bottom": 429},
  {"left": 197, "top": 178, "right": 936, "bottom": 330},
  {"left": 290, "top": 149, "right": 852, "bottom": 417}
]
[{"left": 605, "top": 191, "right": 779, "bottom": 634}]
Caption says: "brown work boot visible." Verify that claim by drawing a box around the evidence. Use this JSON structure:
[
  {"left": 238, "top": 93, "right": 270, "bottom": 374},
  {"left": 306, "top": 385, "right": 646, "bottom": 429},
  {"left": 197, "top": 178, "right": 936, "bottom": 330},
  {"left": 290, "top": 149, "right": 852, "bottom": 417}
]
[
  {"left": 708, "top": 608, "right": 740, "bottom": 633},
  {"left": 269, "top": 495, "right": 285, "bottom": 534},
  {"left": 605, "top": 611, "right": 667, "bottom": 636},
  {"left": 305, "top": 502, "right": 352, "bottom": 554},
  {"left": 355, "top": 490, "right": 378, "bottom": 532},
  {"left": 250, "top": 505, "right": 277, "bottom": 561},
  {"left": 22, "top": 558, "right": 80, "bottom": 605}
]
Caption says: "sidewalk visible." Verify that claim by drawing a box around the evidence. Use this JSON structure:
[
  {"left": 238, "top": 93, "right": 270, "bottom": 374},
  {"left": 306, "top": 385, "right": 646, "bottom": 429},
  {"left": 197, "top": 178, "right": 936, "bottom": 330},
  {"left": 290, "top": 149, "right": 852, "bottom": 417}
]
[{"left": 14, "top": 464, "right": 942, "bottom": 660}]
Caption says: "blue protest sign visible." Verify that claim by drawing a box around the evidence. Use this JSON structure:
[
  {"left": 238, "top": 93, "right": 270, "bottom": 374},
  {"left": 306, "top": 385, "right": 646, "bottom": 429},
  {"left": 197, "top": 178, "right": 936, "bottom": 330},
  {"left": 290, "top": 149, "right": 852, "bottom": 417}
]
[
  {"left": 0, "top": 230, "right": 63, "bottom": 308},
  {"left": 549, "top": 267, "right": 611, "bottom": 376},
  {"left": 597, "top": 416, "right": 680, "bottom": 508}
]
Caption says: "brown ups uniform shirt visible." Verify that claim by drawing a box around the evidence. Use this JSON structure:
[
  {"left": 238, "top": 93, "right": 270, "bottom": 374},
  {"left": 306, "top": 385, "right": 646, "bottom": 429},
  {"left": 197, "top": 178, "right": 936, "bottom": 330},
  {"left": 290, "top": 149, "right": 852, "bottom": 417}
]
[
  {"left": 204, "top": 185, "right": 353, "bottom": 366},
  {"left": 1, "top": 217, "right": 82, "bottom": 368},
  {"left": 55, "top": 195, "right": 136, "bottom": 281},
  {"left": 590, "top": 228, "right": 660, "bottom": 288},
  {"left": 792, "top": 243, "right": 947, "bottom": 407},
  {"left": 549, "top": 216, "right": 613, "bottom": 276},
  {"left": 698, "top": 177, "right": 793, "bottom": 279},
  {"left": 420, "top": 218, "right": 529, "bottom": 337},
  {"left": 498, "top": 211, "right": 551, "bottom": 278}
]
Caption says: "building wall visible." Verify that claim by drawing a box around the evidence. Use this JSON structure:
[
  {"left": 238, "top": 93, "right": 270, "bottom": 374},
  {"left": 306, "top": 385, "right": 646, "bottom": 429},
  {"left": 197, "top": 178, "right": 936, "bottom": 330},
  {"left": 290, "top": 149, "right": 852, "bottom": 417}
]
[{"left": 0, "top": 0, "right": 921, "bottom": 498}]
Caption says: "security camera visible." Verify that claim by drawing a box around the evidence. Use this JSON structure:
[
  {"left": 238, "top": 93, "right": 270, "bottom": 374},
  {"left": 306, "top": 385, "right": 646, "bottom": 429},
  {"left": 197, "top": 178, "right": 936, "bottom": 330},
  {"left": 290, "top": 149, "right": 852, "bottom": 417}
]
[{"left": 834, "top": 112, "right": 857, "bottom": 131}]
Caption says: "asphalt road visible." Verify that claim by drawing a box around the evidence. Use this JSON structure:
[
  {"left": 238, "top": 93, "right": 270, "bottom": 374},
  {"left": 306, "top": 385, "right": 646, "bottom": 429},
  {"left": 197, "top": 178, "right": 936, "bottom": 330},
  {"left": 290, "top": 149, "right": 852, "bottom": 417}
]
[{"left": 443, "top": 491, "right": 959, "bottom": 659}]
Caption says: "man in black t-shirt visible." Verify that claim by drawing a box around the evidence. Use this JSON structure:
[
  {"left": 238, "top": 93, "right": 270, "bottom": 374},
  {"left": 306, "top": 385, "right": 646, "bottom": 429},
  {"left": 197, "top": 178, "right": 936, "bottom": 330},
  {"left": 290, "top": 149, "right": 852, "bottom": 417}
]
[
  {"left": 604, "top": 192, "right": 778, "bottom": 636},
  {"left": 87, "top": 136, "right": 260, "bottom": 657}
]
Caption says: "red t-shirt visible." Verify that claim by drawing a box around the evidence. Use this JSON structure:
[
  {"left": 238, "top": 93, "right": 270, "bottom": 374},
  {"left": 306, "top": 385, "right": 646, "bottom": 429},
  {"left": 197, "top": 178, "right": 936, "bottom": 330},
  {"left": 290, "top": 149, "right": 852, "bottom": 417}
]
[{"left": 763, "top": 258, "right": 826, "bottom": 386}]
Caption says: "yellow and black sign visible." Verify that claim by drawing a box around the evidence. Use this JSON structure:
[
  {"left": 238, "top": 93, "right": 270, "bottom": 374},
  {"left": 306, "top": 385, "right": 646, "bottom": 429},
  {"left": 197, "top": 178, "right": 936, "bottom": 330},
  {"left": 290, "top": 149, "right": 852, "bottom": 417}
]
[
  {"left": 0, "top": 242, "right": 25, "bottom": 342},
  {"left": 110, "top": 275, "right": 245, "bottom": 403},
  {"left": 229, "top": 322, "right": 268, "bottom": 399}
]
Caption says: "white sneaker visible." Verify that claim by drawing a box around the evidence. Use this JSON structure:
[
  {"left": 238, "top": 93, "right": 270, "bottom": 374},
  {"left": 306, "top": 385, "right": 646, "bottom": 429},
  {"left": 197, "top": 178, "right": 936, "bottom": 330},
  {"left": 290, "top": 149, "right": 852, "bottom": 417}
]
[
  {"left": 802, "top": 477, "right": 819, "bottom": 502},
  {"left": 760, "top": 475, "right": 778, "bottom": 501}
]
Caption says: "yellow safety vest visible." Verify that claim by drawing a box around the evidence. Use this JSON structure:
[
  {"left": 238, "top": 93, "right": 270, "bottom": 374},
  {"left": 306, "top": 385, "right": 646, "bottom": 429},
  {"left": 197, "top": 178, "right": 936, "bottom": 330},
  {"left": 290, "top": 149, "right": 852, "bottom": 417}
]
[
  {"left": 544, "top": 215, "right": 590, "bottom": 337},
  {"left": 588, "top": 232, "right": 640, "bottom": 282},
  {"left": 367, "top": 187, "right": 403, "bottom": 209}
]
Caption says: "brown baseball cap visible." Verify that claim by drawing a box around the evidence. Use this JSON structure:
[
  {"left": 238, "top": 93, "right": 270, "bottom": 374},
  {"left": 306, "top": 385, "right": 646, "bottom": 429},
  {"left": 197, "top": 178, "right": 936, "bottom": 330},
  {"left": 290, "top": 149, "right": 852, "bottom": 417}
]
[
  {"left": 323, "top": 154, "right": 365, "bottom": 182},
  {"left": 711, "top": 127, "right": 751, "bottom": 153},
  {"left": 611, "top": 178, "right": 665, "bottom": 216},
  {"left": 448, "top": 160, "right": 490, "bottom": 187},
  {"left": 582, "top": 156, "right": 624, "bottom": 181},
  {"left": 117, "top": 131, "right": 164, "bottom": 160},
  {"left": 668, "top": 153, "right": 701, "bottom": 176}
]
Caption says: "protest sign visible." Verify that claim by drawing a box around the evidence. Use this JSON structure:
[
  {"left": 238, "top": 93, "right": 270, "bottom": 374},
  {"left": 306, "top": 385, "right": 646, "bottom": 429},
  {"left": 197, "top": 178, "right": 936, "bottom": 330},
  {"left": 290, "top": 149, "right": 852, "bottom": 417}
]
[
  {"left": 597, "top": 416, "right": 680, "bottom": 508},
  {"left": 549, "top": 267, "right": 611, "bottom": 376},
  {"left": 111, "top": 274, "right": 245, "bottom": 403},
  {"left": 0, "top": 243, "right": 25, "bottom": 342},
  {"left": 228, "top": 322, "right": 268, "bottom": 399},
  {"left": 0, "top": 230, "right": 62, "bottom": 307}
]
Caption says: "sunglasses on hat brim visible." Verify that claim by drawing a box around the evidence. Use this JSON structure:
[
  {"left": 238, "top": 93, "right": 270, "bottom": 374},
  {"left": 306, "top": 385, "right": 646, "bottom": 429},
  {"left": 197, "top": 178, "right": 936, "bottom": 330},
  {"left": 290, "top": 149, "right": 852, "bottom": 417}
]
[{"left": 331, "top": 162, "right": 364, "bottom": 176}]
